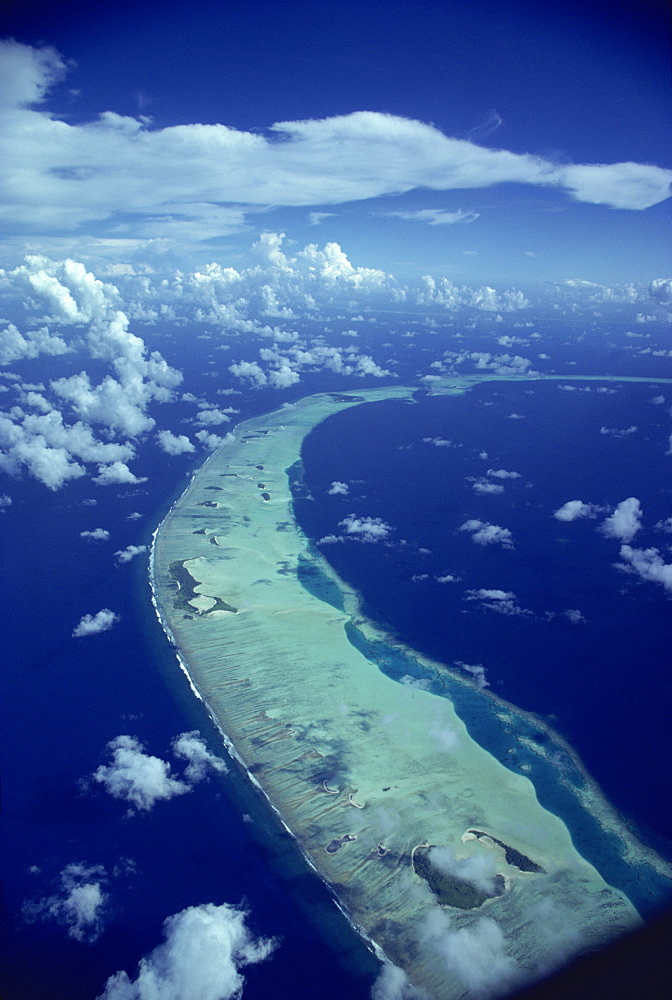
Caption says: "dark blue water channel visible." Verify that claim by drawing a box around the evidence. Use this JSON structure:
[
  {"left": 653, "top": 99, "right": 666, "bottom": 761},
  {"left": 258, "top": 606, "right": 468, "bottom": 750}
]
[{"left": 294, "top": 380, "right": 672, "bottom": 912}]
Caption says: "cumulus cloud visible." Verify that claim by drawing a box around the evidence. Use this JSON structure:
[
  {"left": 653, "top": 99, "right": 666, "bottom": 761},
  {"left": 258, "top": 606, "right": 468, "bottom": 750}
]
[
  {"left": 615, "top": 545, "right": 672, "bottom": 592},
  {"left": 553, "top": 500, "right": 599, "bottom": 522},
  {"left": 114, "top": 545, "right": 147, "bottom": 565},
  {"left": 419, "top": 282, "right": 529, "bottom": 315},
  {"left": 22, "top": 862, "right": 108, "bottom": 943},
  {"left": 460, "top": 519, "right": 513, "bottom": 548},
  {"left": 228, "top": 361, "right": 267, "bottom": 386},
  {"left": 92, "top": 732, "right": 228, "bottom": 812},
  {"left": 93, "top": 462, "right": 148, "bottom": 486},
  {"left": 649, "top": 278, "right": 672, "bottom": 305},
  {"left": 195, "top": 430, "right": 235, "bottom": 450},
  {"left": 469, "top": 478, "right": 504, "bottom": 495},
  {"left": 92, "top": 735, "right": 191, "bottom": 812},
  {"left": 80, "top": 528, "right": 110, "bottom": 542},
  {"left": 0, "top": 257, "right": 181, "bottom": 490},
  {"left": 338, "top": 513, "right": 393, "bottom": 543},
  {"left": 598, "top": 497, "right": 642, "bottom": 543},
  {"left": 327, "top": 481, "right": 349, "bottom": 495},
  {"left": 157, "top": 430, "right": 195, "bottom": 455},
  {"left": 171, "top": 731, "right": 228, "bottom": 783},
  {"left": 465, "top": 588, "right": 529, "bottom": 615},
  {"left": 486, "top": 468, "right": 520, "bottom": 480},
  {"left": 194, "top": 408, "right": 232, "bottom": 426},
  {"left": 96, "top": 902, "right": 276, "bottom": 1000},
  {"left": 0, "top": 322, "right": 70, "bottom": 365},
  {"left": 72, "top": 609, "right": 120, "bottom": 637}
]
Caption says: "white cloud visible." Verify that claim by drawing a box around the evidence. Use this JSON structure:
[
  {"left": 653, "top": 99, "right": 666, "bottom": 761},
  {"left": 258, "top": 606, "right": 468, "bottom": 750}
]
[
  {"left": 338, "top": 514, "right": 393, "bottom": 543},
  {"left": 228, "top": 361, "right": 267, "bottom": 386},
  {"left": 194, "top": 408, "right": 232, "bottom": 426},
  {"left": 370, "top": 962, "right": 425, "bottom": 1000},
  {"left": 654, "top": 517, "right": 672, "bottom": 534},
  {"left": 465, "top": 588, "right": 529, "bottom": 616},
  {"left": 470, "top": 478, "right": 504, "bottom": 495},
  {"left": 157, "top": 430, "right": 195, "bottom": 455},
  {"left": 553, "top": 500, "right": 599, "bottom": 522},
  {"left": 649, "top": 278, "right": 672, "bottom": 305},
  {"left": 0, "top": 322, "right": 70, "bottom": 365},
  {"left": 598, "top": 497, "right": 642, "bottom": 543},
  {"left": 428, "top": 846, "right": 498, "bottom": 894},
  {"left": 72, "top": 609, "right": 120, "bottom": 637},
  {"left": 195, "top": 430, "right": 235, "bottom": 450},
  {"left": 355, "top": 354, "right": 391, "bottom": 378},
  {"left": 564, "top": 609, "right": 586, "bottom": 623},
  {"left": 460, "top": 519, "right": 513, "bottom": 548},
  {"left": 0, "top": 257, "right": 182, "bottom": 490},
  {"left": 172, "top": 731, "right": 228, "bottom": 783},
  {"left": 114, "top": 545, "right": 147, "bottom": 565},
  {"left": 385, "top": 208, "right": 479, "bottom": 226},
  {"left": 435, "top": 573, "right": 458, "bottom": 583},
  {"left": 467, "top": 588, "right": 515, "bottom": 601},
  {"left": 327, "top": 481, "right": 349, "bottom": 495},
  {"left": 422, "top": 436, "right": 452, "bottom": 447},
  {"left": 600, "top": 424, "right": 638, "bottom": 438},
  {"left": 1, "top": 40, "right": 667, "bottom": 261},
  {"left": 0, "top": 39, "right": 68, "bottom": 110},
  {"left": 93, "top": 462, "right": 148, "bottom": 486},
  {"left": 80, "top": 528, "right": 110, "bottom": 542},
  {"left": 615, "top": 545, "right": 672, "bottom": 592},
  {"left": 22, "top": 862, "right": 108, "bottom": 943},
  {"left": 92, "top": 731, "right": 228, "bottom": 813},
  {"left": 454, "top": 660, "right": 489, "bottom": 688},
  {"left": 92, "top": 735, "right": 191, "bottom": 812},
  {"left": 418, "top": 908, "right": 519, "bottom": 998},
  {"left": 419, "top": 282, "right": 530, "bottom": 314},
  {"left": 96, "top": 902, "right": 276, "bottom": 1000},
  {"left": 486, "top": 468, "right": 520, "bottom": 480}
]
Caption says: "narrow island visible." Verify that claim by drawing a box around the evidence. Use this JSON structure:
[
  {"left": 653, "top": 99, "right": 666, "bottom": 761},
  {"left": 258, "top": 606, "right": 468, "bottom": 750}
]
[{"left": 151, "top": 376, "right": 672, "bottom": 999}]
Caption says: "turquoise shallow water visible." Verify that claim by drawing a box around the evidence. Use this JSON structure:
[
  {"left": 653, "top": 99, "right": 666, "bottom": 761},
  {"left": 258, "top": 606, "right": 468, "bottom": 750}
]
[{"left": 294, "top": 380, "right": 672, "bottom": 914}]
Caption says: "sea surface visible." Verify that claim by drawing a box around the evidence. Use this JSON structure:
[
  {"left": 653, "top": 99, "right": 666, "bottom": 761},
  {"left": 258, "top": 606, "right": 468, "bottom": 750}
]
[
  {"left": 0, "top": 353, "right": 378, "bottom": 1000},
  {"left": 296, "top": 380, "right": 672, "bottom": 854},
  {"left": 2, "top": 324, "right": 672, "bottom": 999}
]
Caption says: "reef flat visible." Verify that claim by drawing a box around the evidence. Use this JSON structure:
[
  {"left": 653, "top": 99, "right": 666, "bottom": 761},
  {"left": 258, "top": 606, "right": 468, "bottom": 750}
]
[{"left": 151, "top": 378, "right": 653, "bottom": 999}]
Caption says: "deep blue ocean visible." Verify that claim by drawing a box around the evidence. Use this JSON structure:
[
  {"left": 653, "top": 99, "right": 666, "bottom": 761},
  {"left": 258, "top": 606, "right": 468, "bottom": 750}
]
[
  {"left": 2, "top": 319, "right": 672, "bottom": 1000},
  {"left": 296, "top": 381, "right": 672, "bottom": 854}
]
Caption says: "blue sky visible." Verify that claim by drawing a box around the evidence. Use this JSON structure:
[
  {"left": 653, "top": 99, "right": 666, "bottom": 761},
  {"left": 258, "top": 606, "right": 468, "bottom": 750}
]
[{"left": 1, "top": 0, "right": 670, "bottom": 284}]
